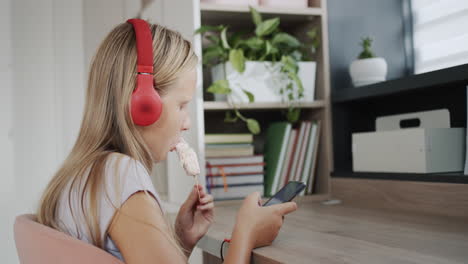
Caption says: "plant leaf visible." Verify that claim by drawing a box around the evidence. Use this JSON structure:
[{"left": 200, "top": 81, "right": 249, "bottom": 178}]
[
  {"left": 265, "top": 40, "right": 272, "bottom": 55},
  {"left": 242, "top": 89, "right": 255, "bottom": 102},
  {"left": 207, "top": 35, "right": 220, "bottom": 44},
  {"left": 244, "top": 37, "right": 264, "bottom": 51},
  {"left": 272, "top": 33, "right": 300, "bottom": 48},
  {"left": 229, "top": 30, "right": 247, "bottom": 48},
  {"left": 246, "top": 119, "right": 261, "bottom": 135},
  {"left": 224, "top": 111, "right": 238, "bottom": 122},
  {"left": 194, "top": 25, "right": 224, "bottom": 35},
  {"left": 281, "top": 55, "right": 298, "bottom": 73},
  {"left": 291, "top": 50, "right": 302, "bottom": 61},
  {"left": 207, "top": 79, "right": 231, "bottom": 94},
  {"left": 202, "top": 46, "right": 224, "bottom": 66},
  {"left": 229, "top": 49, "right": 245, "bottom": 73},
  {"left": 307, "top": 28, "right": 318, "bottom": 40},
  {"left": 249, "top": 6, "right": 262, "bottom": 26},
  {"left": 288, "top": 71, "right": 304, "bottom": 95},
  {"left": 221, "top": 27, "right": 231, "bottom": 49},
  {"left": 255, "top": 18, "right": 280, "bottom": 37},
  {"left": 286, "top": 108, "right": 301, "bottom": 123}
]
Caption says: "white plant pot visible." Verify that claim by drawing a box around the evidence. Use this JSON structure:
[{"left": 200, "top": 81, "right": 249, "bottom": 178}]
[
  {"left": 201, "top": 0, "right": 259, "bottom": 6},
  {"left": 259, "top": 0, "right": 308, "bottom": 8},
  {"left": 211, "top": 61, "right": 316, "bottom": 103},
  {"left": 349, "top": 57, "right": 387, "bottom": 87}
]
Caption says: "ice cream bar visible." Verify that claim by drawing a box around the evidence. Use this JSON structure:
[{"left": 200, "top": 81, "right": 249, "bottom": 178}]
[
  {"left": 175, "top": 137, "right": 201, "bottom": 176},
  {"left": 175, "top": 137, "right": 202, "bottom": 200}
]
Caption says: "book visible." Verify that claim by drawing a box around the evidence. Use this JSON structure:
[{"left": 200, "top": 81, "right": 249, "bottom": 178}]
[
  {"left": 294, "top": 122, "right": 311, "bottom": 181},
  {"left": 206, "top": 174, "right": 263, "bottom": 186},
  {"left": 206, "top": 155, "right": 264, "bottom": 165},
  {"left": 264, "top": 122, "right": 292, "bottom": 196},
  {"left": 205, "top": 143, "right": 252, "bottom": 149},
  {"left": 205, "top": 133, "right": 253, "bottom": 144},
  {"left": 208, "top": 184, "right": 264, "bottom": 200},
  {"left": 205, "top": 146, "right": 254, "bottom": 157},
  {"left": 273, "top": 129, "right": 297, "bottom": 194},
  {"left": 206, "top": 163, "right": 264, "bottom": 175},
  {"left": 282, "top": 127, "right": 300, "bottom": 189},
  {"left": 300, "top": 121, "right": 319, "bottom": 195},
  {"left": 306, "top": 121, "right": 321, "bottom": 195},
  {"left": 289, "top": 122, "right": 307, "bottom": 182}
]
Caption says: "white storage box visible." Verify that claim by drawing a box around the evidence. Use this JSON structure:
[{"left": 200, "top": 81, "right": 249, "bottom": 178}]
[{"left": 352, "top": 109, "right": 465, "bottom": 173}]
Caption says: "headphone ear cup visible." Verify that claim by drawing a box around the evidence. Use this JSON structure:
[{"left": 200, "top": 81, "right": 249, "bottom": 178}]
[{"left": 131, "top": 74, "right": 162, "bottom": 126}]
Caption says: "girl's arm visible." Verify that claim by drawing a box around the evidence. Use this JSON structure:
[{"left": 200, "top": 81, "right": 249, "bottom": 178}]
[
  {"left": 223, "top": 224, "right": 255, "bottom": 264},
  {"left": 108, "top": 191, "right": 254, "bottom": 264},
  {"left": 108, "top": 192, "right": 187, "bottom": 263}
]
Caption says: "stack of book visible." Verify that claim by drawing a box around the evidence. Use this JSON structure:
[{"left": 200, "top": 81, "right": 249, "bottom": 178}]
[
  {"left": 263, "top": 120, "right": 321, "bottom": 197},
  {"left": 204, "top": 133, "right": 264, "bottom": 200},
  {"left": 205, "top": 133, "right": 254, "bottom": 157}
]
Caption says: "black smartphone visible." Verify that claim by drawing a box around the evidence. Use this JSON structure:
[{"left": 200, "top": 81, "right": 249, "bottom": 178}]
[{"left": 262, "top": 181, "right": 306, "bottom": 206}]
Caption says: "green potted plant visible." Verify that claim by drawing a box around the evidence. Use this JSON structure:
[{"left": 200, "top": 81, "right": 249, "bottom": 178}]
[
  {"left": 349, "top": 36, "right": 388, "bottom": 87},
  {"left": 195, "top": 7, "right": 319, "bottom": 134}
]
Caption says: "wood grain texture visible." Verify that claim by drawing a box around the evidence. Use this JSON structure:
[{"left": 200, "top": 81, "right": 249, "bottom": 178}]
[
  {"left": 331, "top": 178, "right": 468, "bottom": 219},
  {"left": 197, "top": 200, "right": 468, "bottom": 264}
]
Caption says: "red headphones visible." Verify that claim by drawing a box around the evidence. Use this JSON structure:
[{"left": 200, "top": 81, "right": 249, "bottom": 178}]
[{"left": 127, "top": 19, "right": 162, "bottom": 126}]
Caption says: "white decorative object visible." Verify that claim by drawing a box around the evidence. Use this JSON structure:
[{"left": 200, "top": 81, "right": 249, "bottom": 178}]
[
  {"left": 259, "top": 0, "right": 308, "bottom": 8},
  {"left": 211, "top": 61, "right": 316, "bottom": 103},
  {"left": 349, "top": 57, "right": 387, "bottom": 87},
  {"left": 201, "top": 0, "right": 258, "bottom": 6}
]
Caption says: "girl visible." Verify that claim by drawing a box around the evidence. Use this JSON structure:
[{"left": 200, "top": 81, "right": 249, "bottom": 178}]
[{"left": 37, "top": 20, "right": 298, "bottom": 264}]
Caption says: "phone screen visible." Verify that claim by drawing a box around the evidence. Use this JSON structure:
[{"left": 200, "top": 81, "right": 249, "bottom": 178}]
[{"left": 262, "top": 181, "right": 306, "bottom": 206}]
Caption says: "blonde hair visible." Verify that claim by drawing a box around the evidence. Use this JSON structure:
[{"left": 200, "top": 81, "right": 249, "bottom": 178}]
[{"left": 37, "top": 20, "right": 198, "bottom": 260}]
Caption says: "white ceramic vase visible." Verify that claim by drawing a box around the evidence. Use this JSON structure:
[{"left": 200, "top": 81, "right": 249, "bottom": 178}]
[
  {"left": 349, "top": 57, "right": 388, "bottom": 87},
  {"left": 211, "top": 61, "right": 316, "bottom": 103}
]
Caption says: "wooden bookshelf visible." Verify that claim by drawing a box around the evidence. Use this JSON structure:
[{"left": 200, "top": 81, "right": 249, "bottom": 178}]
[{"left": 199, "top": 0, "right": 333, "bottom": 200}]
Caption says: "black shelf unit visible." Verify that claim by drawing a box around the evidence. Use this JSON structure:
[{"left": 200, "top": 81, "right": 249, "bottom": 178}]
[
  {"left": 331, "top": 64, "right": 468, "bottom": 184},
  {"left": 333, "top": 64, "right": 468, "bottom": 104}
]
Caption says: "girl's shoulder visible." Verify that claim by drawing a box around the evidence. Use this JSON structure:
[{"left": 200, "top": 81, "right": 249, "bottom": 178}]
[
  {"left": 102, "top": 152, "right": 159, "bottom": 206},
  {"left": 105, "top": 152, "right": 149, "bottom": 178}
]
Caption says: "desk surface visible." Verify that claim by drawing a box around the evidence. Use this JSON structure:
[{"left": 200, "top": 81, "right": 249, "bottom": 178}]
[{"left": 196, "top": 198, "right": 468, "bottom": 264}]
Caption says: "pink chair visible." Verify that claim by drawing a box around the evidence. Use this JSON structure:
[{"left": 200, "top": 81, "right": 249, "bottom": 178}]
[{"left": 14, "top": 214, "right": 124, "bottom": 264}]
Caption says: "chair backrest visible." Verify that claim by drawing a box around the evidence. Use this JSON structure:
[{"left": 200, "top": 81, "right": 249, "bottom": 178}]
[{"left": 14, "top": 214, "right": 125, "bottom": 264}]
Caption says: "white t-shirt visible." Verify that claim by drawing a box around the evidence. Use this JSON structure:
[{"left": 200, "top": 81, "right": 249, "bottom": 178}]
[{"left": 57, "top": 153, "right": 164, "bottom": 261}]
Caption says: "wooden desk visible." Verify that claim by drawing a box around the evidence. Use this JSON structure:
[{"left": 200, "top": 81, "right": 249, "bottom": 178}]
[{"left": 196, "top": 197, "right": 468, "bottom": 264}]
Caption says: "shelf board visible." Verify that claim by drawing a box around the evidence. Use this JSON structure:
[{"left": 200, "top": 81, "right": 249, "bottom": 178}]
[
  {"left": 200, "top": 3, "right": 323, "bottom": 16},
  {"left": 200, "top": 3, "right": 321, "bottom": 27},
  {"left": 332, "top": 63, "right": 468, "bottom": 104},
  {"left": 331, "top": 171, "right": 468, "bottom": 184},
  {"left": 204, "top": 100, "right": 326, "bottom": 110}
]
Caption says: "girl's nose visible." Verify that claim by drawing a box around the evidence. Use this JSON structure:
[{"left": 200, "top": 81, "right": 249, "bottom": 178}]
[{"left": 182, "top": 117, "right": 191, "bottom": 131}]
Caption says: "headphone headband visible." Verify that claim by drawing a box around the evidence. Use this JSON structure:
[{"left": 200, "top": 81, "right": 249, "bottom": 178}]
[{"left": 127, "top": 19, "right": 153, "bottom": 74}]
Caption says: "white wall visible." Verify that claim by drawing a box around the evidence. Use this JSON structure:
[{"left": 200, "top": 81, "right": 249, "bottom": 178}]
[
  {"left": 2, "top": 1, "right": 204, "bottom": 263},
  {"left": 2, "top": 0, "right": 85, "bottom": 262},
  {"left": 0, "top": 0, "right": 16, "bottom": 262}
]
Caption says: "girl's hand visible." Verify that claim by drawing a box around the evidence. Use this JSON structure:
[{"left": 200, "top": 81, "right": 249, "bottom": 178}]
[
  {"left": 233, "top": 191, "right": 297, "bottom": 249},
  {"left": 175, "top": 184, "right": 214, "bottom": 255}
]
